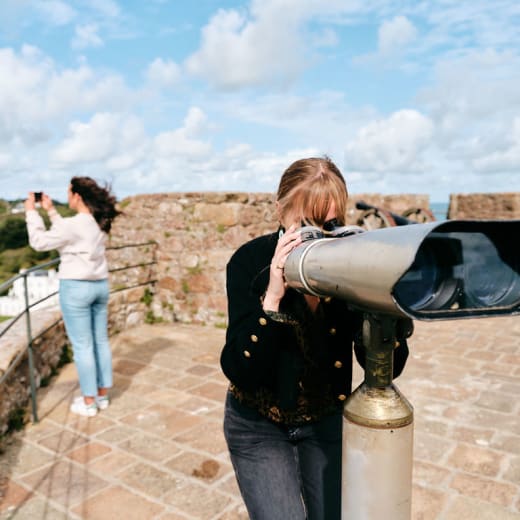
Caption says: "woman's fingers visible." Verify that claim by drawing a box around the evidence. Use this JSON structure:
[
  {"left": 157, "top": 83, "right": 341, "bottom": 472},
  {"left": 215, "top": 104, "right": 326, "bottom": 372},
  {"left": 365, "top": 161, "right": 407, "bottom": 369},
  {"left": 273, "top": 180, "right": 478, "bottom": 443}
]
[{"left": 273, "top": 226, "right": 302, "bottom": 269}]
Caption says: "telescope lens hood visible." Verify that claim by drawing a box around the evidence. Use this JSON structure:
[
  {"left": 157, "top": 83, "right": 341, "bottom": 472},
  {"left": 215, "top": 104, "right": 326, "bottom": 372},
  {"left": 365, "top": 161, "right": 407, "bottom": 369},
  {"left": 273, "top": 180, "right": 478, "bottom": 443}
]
[
  {"left": 393, "top": 221, "right": 520, "bottom": 319},
  {"left": 285, "top": 219, "right": 520, "bottom": 320}
]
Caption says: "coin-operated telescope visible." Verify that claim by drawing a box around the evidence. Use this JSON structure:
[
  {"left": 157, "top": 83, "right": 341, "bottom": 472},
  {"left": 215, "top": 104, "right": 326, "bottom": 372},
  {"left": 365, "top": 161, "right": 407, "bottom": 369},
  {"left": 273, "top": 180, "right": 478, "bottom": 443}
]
[{"left": 284, "top": 219, "right": 520, "bottom": 520}]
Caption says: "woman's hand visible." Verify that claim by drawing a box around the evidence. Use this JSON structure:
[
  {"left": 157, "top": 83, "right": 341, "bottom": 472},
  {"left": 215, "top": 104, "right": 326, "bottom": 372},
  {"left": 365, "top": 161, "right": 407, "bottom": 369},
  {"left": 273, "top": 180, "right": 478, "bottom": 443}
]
[
  {"left": 262, "top": 225, "right": 302, "bottom": 311},
  {"left": 24, "top": 192, "right": 54, "bottom": 213},
  {"left": 24, "top": 192, "right": 36, "bottom": 212},
  {"left": 41, "top": 193, "right": 54, "bottom": 212}
]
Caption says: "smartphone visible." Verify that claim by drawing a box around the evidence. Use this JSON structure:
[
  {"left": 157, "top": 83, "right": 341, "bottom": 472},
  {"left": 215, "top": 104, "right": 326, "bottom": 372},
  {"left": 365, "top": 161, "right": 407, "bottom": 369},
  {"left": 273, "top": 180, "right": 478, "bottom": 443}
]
[{"left": 34, "top": 192, "right": 42, "bottom": 202}]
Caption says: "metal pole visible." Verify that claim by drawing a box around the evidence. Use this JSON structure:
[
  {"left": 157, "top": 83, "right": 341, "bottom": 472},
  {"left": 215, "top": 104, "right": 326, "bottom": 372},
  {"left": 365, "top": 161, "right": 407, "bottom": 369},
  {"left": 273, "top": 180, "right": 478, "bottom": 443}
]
[
  {"left": 23, "top": 274, "right": 39, "bottom": 423},
  {"left": 342, "top": 314, "right": 413, "bottom": 519}
]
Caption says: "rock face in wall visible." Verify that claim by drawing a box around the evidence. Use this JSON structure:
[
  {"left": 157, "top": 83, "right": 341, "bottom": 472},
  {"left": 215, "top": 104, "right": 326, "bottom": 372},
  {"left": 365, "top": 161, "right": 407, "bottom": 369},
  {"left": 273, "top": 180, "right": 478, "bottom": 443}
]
[
  {"left": 448, "top": 192, "right": 520, "bottom": 220},
  {"left": 109, "top": 192, "right": 431, "bottom": 326},
  {"left": 110, "top": 193, "right": 274, "bottom": 326},
  {"left": 0, "top": 309, "right": 66, "bottom": 434}
]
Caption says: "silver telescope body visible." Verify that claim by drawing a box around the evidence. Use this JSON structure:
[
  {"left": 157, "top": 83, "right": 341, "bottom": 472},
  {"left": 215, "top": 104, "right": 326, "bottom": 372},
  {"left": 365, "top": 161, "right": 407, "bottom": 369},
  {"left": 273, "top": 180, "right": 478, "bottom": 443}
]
[{"left": 284, "top": 220, "right": 520, "bottom": 320}]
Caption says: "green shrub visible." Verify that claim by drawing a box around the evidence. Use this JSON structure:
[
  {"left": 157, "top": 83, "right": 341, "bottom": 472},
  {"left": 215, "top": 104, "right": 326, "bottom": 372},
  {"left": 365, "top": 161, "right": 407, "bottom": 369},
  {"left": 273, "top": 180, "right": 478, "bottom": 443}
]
[
  {"left": 57, "top": 344, "right": 73, "bottom": 367},
  {"left": 187, "top": 264, "right": 202, "bottom": 275},
  {"left": 140, "top": 287, "right": 153, "bottom": 306},
  {"left": 7, "top": 407, "right": 27, "bottom": 433},
  {"left": 145, "top": 310, "right": 164, "bottom": 324}
]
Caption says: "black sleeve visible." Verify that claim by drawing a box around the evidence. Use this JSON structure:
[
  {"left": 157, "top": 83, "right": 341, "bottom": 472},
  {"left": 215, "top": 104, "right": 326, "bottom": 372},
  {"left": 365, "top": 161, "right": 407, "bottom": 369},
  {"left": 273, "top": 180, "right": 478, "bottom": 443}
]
[
  {"left": 393, "top": 338, "right": 410, "bottom": 379},
  {"left": 220, "top": 246, "right": 294, "bottom": 391}
]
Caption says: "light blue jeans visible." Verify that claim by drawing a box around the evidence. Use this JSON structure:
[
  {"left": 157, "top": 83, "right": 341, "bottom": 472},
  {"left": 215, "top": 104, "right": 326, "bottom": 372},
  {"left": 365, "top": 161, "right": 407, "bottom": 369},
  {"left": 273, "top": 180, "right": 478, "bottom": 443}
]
[{"left": 59, "top": 279, "right": 112, "bottom": 397}]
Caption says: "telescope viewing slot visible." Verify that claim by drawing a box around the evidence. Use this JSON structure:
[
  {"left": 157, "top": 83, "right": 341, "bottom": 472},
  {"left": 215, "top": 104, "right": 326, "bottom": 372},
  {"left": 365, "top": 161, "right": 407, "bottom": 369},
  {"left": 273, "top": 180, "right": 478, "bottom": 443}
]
[{"left": 393, "top": 225, "right": 520, "bottom": 319}]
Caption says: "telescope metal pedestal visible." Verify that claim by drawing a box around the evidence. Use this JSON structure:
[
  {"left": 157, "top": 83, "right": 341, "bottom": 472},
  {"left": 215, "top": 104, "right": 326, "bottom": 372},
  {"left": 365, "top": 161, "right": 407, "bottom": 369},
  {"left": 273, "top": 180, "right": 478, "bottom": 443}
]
[
  {"left": 342, "top": 314, "right": 414, "bottom": 520},
  {"left": 342, "top": 383, "right": 413, "bottom": 519}
]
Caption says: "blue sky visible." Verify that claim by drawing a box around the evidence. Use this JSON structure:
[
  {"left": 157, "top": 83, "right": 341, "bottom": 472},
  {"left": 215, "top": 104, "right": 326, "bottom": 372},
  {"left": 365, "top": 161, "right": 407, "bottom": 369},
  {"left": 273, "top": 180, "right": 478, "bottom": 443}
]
[{"left": 1, "top": 0, "right": 519, "bottom": 203}]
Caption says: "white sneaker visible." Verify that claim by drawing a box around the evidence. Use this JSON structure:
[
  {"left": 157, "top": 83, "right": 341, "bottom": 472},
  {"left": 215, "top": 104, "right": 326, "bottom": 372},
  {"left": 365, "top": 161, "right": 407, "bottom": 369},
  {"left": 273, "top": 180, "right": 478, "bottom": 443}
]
[
  {"left": 96, "top": 395, "right": 110, "bottom": 410},
  {"left": 70, "top": 397, "right": 98, "bottom": 417}
]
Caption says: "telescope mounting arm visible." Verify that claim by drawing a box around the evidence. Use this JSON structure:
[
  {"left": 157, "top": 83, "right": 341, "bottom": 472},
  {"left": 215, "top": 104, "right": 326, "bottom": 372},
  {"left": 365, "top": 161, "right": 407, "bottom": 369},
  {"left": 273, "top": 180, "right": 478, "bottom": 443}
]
[{"left": 362, "top": 314, "right": 413, "bottom": 389}]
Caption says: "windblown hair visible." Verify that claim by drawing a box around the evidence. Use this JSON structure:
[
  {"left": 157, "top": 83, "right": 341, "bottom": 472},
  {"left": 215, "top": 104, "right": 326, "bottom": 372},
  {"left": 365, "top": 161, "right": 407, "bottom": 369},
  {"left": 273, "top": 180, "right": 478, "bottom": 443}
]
[
  {"left": 276, "top": 157, "right": 348, "bottom": 227},
  {"left": 70, "top": 176, "right": 121, "bottom": 233}
]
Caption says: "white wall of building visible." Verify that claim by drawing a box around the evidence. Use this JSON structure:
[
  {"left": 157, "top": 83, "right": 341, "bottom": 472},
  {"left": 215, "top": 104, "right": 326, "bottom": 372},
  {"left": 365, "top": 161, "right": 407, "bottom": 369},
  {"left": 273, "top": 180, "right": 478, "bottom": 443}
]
[{"left": 0, "top": 269, "right": 59, "bottom": 317}]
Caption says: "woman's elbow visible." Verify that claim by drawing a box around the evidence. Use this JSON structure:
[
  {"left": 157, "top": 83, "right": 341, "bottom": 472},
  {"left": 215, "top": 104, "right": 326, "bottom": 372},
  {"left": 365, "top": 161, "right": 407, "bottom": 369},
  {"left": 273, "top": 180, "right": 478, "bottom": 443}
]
[{"left": 28, "top": 238, "right": 49, "bottom": 252}]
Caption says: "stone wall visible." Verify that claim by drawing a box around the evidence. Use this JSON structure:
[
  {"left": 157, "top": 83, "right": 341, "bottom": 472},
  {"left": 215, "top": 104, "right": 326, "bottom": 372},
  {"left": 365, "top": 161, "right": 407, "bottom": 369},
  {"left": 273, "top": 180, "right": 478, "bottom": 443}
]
[
  {"left": 448, "top": 192, "right": 520, "bottom": 220},
  {"left": 0, "top": 309, "right": 66, "bottom": 434},
  {"left": 2, "top": 189, "right": 517, "bottom": 433},
  {"left": 109, "top": 192, "right": 430, "bottom": 326}
]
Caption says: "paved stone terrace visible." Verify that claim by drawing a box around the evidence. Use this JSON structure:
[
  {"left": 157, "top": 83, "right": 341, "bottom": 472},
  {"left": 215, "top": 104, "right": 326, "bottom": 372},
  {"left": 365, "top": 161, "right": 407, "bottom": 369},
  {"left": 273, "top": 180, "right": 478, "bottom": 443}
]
[{"left": 0, "top": 317, "right": 519, "bottom": 519}]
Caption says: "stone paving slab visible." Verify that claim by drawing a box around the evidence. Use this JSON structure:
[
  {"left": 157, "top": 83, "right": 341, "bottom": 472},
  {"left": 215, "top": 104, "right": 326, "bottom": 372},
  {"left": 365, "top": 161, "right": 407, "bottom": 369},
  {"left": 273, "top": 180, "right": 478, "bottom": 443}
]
[{"left": 0, "top": 317, "right": 519, "bottom": 519}]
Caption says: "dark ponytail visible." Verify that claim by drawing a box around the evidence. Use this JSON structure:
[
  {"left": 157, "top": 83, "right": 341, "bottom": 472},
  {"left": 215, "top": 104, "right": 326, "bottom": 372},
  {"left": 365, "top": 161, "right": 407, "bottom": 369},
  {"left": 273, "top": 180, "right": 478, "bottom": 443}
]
[{"left": 70, "top": 176, "right": 121, "bottom": 233}]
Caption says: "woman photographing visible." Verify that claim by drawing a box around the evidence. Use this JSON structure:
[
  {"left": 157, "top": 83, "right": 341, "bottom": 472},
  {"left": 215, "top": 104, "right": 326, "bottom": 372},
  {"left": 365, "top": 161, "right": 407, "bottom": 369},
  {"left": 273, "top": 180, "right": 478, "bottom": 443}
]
[{"left": 25, "top": 176, "right": 120, "bottom": 417}]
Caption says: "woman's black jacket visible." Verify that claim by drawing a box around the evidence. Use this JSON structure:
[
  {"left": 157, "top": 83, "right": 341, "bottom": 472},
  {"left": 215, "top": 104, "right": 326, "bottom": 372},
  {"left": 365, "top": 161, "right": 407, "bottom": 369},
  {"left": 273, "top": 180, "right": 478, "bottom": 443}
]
[{"left": 220, "top": 231, "right": 410, "bottom": 415}]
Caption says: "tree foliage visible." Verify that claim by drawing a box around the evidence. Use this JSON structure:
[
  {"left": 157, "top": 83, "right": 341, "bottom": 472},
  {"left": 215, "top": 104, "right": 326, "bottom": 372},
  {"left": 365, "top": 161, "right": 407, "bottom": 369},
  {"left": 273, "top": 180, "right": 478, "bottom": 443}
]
[
  {"left": 0, "top": 200, "right": 70, "bottom": 283},
  {"left": 0, "top": 218, "right": 28, "bottom": 252}
]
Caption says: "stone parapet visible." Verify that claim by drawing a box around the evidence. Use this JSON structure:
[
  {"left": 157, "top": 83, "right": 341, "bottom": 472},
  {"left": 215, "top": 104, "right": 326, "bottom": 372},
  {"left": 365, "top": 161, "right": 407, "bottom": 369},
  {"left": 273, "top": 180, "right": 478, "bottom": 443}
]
[
  {"left": 109, "top": 192, "right": 431, "bottom": 326},
  {"left": 448, "top": 192, "right": 520, "bottom": 220}
]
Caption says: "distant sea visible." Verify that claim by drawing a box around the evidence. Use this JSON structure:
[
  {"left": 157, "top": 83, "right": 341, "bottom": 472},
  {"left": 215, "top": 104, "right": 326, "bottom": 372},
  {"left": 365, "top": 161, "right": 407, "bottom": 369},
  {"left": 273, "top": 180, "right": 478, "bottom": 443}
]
[{"left": 430, "top": 201, "right": 449, "bottom": 221}]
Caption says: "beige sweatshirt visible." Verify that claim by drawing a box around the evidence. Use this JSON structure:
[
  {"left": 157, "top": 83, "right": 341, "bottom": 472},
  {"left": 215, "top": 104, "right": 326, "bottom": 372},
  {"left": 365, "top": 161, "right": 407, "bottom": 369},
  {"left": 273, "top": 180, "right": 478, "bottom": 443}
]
[{"left": 25, "top": 209, "right": 108, "bottom": 280}]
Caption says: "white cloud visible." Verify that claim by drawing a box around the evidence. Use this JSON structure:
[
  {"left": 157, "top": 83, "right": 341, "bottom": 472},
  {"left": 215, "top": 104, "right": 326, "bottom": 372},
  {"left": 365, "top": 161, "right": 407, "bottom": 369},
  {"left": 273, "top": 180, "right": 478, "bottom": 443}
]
[
  {"left": 146, "top": 58, "right": 181, "bottom": 88},
  {"left": 312, "top": 28, "right": 339, "bottom": 48},
  {"left": 185, "top": 7, "right": 305, "bottom": 89},
  {"left": 417, "top": 48, "right": 520, "bottom": 176},
  {"left": 88, "top": 0, "right": 121, "bottom": 19},
  {"left": 417, "top": 1, "right": 520, "bottom": 53},
  {"left": 72, "top": 24, "right": 104, "bottom": 50},
  {"left": 146, "top": 145, "right": 319, "bottom": 193},
  {"left": 0, "top": 151, "right": 11, "bottom": 169},
  {"left": 345, "top": 110, "right": 434, "bottom": 173},
  {"left": 420, "top": 49, "right": 520, "bottom": 132},
  {"left": 184, "top": 0, "right": 356, "bottom": 90},
  {"left": 378, "top": 16, "right": 417, "bottom": 55},
  {"left": 0, "top": 46, "right": 133, "bottom": 145},
  {"left": 472, "top": 117, "right": 520, "bottom": 173},
  {"left": 34, "top": 0, "right": 76, "bottom": 26},
  {"left": 154, "top": 107, "right": 212, "bottom": 159},
  {"left": 51, "top": 112, "right": 147, "bottom": 168},
  {"left": 214, "top": 90, "right": 376, "bottom": 151}
]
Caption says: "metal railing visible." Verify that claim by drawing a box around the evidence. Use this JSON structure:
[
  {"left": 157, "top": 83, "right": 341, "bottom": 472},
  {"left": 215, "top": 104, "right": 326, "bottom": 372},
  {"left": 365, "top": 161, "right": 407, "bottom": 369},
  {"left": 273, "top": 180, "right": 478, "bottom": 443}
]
[{"left": 0, "top": 241, "right": 158, "bottom": 423}]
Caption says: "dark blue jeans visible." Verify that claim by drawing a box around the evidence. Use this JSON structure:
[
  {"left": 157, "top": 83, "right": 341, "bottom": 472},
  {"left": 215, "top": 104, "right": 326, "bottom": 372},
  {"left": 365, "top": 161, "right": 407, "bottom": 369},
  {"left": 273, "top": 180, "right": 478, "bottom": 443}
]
[{"left": 223, "top": 392, "right": 342, "bottom": 520}]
